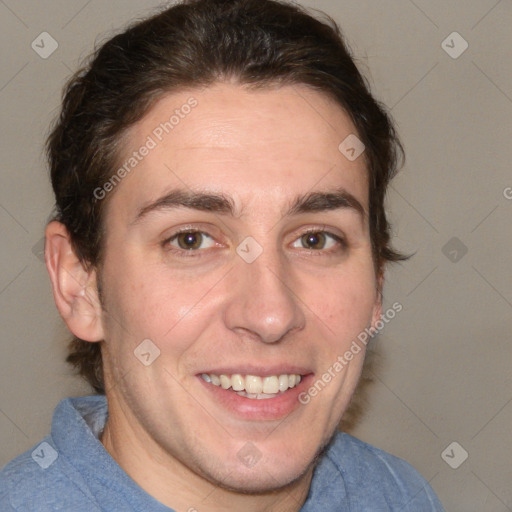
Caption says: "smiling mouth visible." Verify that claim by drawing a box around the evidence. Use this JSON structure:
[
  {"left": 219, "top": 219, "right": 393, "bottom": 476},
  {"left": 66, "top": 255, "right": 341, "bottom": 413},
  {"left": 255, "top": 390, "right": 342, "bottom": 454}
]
[{"left": 200, "top": 373, "right": 302, "bottom": 399}]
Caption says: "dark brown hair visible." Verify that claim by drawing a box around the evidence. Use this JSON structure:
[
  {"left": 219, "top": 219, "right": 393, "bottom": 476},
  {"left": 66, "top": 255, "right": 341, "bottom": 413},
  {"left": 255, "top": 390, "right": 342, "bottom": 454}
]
[{"left": 47, "top": 0, "right": 405, "bottom": 394}]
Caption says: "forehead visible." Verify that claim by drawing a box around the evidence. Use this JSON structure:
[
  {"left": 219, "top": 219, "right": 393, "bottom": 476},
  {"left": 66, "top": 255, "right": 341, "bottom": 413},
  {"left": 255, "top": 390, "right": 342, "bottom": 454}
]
[{"left": 109, "top": 83, "right": 369, "bottom": 219}]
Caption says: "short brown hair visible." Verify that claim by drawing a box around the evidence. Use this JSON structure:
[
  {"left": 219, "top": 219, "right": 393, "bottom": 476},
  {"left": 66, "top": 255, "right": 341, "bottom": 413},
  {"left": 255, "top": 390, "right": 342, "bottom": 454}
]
[{"left": 47, "top": 0, "right": 405, "bottom": 394}]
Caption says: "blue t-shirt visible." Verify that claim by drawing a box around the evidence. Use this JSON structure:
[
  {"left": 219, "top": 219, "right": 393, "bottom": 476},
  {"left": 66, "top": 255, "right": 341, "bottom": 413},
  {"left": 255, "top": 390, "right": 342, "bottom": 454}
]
[{"left": 0, "top": 395, "right": 444, "bottom": 511}]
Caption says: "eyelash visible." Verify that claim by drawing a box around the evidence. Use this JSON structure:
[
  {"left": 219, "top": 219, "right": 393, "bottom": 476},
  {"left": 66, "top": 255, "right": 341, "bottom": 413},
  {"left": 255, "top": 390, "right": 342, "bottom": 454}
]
[{"left": 161, "top": 227, "right": 346, "bottom": 258}]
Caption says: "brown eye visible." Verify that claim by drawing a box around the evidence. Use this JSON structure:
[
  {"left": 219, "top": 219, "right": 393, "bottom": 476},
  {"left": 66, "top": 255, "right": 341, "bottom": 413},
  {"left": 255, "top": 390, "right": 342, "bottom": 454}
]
[
  {"left": 301, "top": 232, "right": 327, "bottom": 250},
  {"left": 291, "top": 231, "right": 342, "bottom": 251},
  {"left": 168, "top": 231, "right": 214, "bottom": 250}
]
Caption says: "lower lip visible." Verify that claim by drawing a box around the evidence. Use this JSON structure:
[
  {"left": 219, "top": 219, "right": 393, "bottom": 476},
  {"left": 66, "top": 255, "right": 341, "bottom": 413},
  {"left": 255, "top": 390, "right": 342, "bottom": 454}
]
[{"left": 197, "top": 375, "right": 314, "bottom": 421}]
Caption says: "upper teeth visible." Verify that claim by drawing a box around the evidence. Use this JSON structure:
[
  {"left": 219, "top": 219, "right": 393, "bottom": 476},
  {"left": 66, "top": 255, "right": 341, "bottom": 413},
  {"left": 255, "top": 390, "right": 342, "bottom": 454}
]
[{"left": 201, "top": 373, "right": 302, "bottom": 394}]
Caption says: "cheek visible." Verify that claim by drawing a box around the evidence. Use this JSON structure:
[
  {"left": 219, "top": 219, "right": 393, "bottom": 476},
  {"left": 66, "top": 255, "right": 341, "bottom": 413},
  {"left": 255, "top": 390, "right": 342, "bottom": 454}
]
[
  {"left": 101, "top": 256, "right": 221, "bottom": 355},
  {"left": 302, "top": 264, "right": 378, "bottom": 345}
]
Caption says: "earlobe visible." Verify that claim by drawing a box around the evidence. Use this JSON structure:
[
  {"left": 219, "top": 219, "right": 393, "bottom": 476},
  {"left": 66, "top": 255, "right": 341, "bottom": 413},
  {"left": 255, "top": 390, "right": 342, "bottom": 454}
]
[
  {"left": 371, "top": 272, "right": 384, "bottom": 328},
  {"left": 45, "top": 221, "right": 104, "bottom": 342},
  {"left": 371, "top": 297, "right": 383, "bottom": 329}
]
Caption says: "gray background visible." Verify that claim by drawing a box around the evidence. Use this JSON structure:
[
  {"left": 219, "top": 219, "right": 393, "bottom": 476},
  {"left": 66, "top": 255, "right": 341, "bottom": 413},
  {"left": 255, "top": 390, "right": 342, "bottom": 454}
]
[{"left": 1, "top": 0, "right": 511, "bottom": 510}]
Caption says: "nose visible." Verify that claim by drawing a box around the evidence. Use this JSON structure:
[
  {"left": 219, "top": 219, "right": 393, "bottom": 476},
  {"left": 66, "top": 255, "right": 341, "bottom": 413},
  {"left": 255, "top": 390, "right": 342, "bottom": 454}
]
[{"left": 223, "top": 247, "right": 306, "bottom": 344}]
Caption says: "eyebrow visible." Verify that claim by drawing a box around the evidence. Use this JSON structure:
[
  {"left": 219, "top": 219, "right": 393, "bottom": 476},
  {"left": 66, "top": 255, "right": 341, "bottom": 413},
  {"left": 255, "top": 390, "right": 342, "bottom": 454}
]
[
  {"left": 288, "top": 187, "right": 365, "bottom": 219},
  {"left": 131, "top": 186, "right": 366, "bottom": 225}
]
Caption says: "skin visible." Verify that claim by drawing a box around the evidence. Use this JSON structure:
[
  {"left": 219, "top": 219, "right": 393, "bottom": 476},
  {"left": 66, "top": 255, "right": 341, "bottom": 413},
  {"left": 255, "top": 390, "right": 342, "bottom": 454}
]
[{"left": 45, "top": 83, "right": 382, "bottom": 512}]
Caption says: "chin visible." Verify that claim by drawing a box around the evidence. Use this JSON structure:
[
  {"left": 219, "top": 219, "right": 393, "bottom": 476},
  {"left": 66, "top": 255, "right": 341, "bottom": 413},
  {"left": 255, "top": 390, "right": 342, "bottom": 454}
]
[
  {"left": 209, "top": 460, "right": 310, "bottom": 495},
  {"left": 195, "top": 439, "right": 323, "bottom": 496}
]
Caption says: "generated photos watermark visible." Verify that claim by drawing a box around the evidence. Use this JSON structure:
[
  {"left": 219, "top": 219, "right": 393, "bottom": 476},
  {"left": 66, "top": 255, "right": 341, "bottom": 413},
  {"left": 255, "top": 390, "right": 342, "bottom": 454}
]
[
  {"left": 93, "top": 97, "right": 198, "bottom": 201},
  {"left": 298, "top": 302, "right": 403, "bottom": 405}
]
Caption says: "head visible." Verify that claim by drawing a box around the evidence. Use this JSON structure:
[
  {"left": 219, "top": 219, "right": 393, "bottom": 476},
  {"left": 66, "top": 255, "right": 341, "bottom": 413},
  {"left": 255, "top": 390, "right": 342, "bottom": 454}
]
[{"left": 45, "top": 0, "right": 404, "bottom": 497}]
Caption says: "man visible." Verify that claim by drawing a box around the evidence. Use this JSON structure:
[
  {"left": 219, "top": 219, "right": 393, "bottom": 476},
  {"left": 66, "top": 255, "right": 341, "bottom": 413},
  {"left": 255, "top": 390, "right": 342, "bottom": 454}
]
[{"left": 0, "top": 0, "right": 444, "bottom": 510}]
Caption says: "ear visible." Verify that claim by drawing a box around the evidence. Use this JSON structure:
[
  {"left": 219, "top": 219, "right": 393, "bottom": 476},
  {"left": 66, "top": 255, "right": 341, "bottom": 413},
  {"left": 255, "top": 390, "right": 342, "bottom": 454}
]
[{"left": 45, "top": 221, "right": 104, "bottom": 342}]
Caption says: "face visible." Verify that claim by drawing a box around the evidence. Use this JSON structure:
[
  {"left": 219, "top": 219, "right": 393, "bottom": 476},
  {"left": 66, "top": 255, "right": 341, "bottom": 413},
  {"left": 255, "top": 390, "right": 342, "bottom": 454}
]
[{"left": 97, "top": 83, "right": 381, "bottom": 492}]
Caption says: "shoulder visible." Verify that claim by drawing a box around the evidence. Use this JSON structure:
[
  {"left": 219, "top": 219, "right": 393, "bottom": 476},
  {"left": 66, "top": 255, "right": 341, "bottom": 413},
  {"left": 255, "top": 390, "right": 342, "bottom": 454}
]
[
  {"left": 311, "top": 432, "right": 445, "bottom": 511},
  {"left": 0, "top": 475, "right": 16, "bottom": 511},
  {"left": 1, "top": 439, "right": 73, "bottom": 511},
  {"left": 1, "top": 436, "right": 100, "bottom": 512},
  {"left": 0, "top": 397, "right": 105, "bottom": 512}
]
